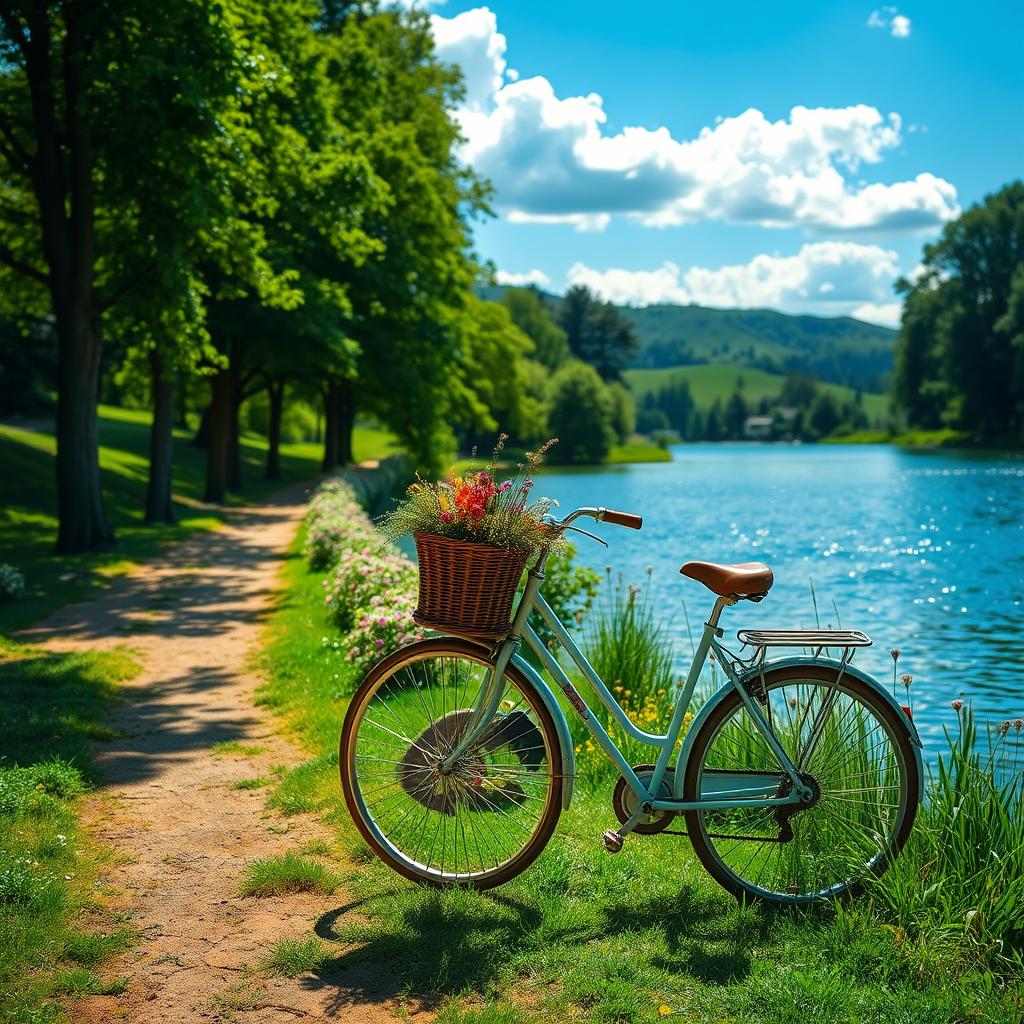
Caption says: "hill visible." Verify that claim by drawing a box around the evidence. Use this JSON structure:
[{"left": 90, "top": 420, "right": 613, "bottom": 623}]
[
  {"left": 480, "top": 285, "right": 898, "bottom": 393},
  {"left": 625, "top": 364, "right": 888, "bottom": 423},
  {"left": 624, "top": 304, "right": 896, "bottom": 392}
]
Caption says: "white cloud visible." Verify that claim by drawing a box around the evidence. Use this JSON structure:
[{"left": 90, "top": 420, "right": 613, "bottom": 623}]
[
  {"left": 431, "top": 8, "right": 506, "bottom": 112},
  {"left": 495, "top": 268, "right": 551, "bottom": 287},
  {"left": 566, "top": 242, "right": 904, "bottom": 324},
  {"left": 431, "top": 9, "right": 950, "bottom": 233},
  {"left": 868, "top": 7, "right": 912, "bottom": 38},
  {"left": 850, "top": 302, "right": 902, "bottom": 326}
]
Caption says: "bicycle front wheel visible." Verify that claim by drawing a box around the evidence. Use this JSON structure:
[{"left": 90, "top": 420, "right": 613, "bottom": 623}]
[
  {"left": 340, "top": 637, "right": 563, "bottom": 889},
  {"left": 683, "top": 666, "right": 919, "bottom": 903}
]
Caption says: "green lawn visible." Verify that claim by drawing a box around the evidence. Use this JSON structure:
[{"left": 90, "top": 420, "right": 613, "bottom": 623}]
[
  {"left": 607, "top": 442, "right": 672, "bottom": 464},
  {"left": 625, "top": 364, "right": 889, "bottom": 424},
  {"left": 251, "top": 526, "right": 1020, "bottom": 1024},
  {"left": 0, "top": 405, "right": 398, "bottom": 634},
  {"left": 0, "top": 639, "right": 142, "bottom": 1022}
]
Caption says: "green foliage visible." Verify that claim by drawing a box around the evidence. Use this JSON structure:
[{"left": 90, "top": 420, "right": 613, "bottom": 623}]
[
  {"left": 239, "top": 853, "right": 343, "bottom": 898},
  {"left": 547, "top": 361, "right": 616, "bottom": 464},
  {"left": 526, "top": 542, "right": 601, "bottom": 647},
  {"left": 558, "top": 285, "right": 639, "bottom": 381},
  {"left": 893, "top": 181, "right": 1024, "bottom": 438},
  {"left": 500, "top": 287, "right": 570, "bottom": 370}
]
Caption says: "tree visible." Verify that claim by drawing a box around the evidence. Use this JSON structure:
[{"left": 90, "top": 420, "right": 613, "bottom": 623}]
[
  {"left": 547, "top": 361, "right": 616, "bottom": 464},
  {"left": 322, "top": 5, "right": 488, "bottom": 472},
  {"left": 809, "top": 392, "right": 841, "bottom": 438},
  {"left": 500, "top": 287, "right": 569, "bottom": 370},
  {"left": 606, "top": 381, "right": 636, "bottom": 443},
  {"left": 704, "top": 399, "right": 723, "bottom": 441},
  {"left": 557, "top": 285, "right": 638, "bottom": 380},
  {"left": 724, "top": 391, "right": 748, "bottom": 439},
  {"left": 892, "top": 181, "right": 1024, "bottom": 437},
  {"left": 0, "top": 0, "right": 246, "bottom": 549}
]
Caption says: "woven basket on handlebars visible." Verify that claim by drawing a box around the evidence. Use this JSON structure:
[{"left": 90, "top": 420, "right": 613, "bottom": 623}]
[{"left": 412, "top": 532, "right": 530, "bottom": 640}]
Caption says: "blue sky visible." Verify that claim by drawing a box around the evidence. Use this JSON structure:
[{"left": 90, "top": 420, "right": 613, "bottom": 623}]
[{"left": 418, "top": 1, "right": 1023, "bottom": 325}]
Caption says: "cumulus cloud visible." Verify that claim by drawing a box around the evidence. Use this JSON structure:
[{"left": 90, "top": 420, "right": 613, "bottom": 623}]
[
  {"left": 495, "top": 268, "right": 551, "bottom": 287},
  {"left": 430, "top": 7, "right": 950, "bottom": 233},
  {"left": 566, "top": 242, "right": 904, "bottom": 326},
  {"left": 868, "top": 7, "right": 912, "bottom": 38},
  {"left": 432, "top": 7, "right": 507, "bottom": 112}
]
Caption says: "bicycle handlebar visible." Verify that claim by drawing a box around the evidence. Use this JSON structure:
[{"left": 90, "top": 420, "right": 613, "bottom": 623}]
[{"left": 555, "top": 506, "right": 643, "bottom": 531}]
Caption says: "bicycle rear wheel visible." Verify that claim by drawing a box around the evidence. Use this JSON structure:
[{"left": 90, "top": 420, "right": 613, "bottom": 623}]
[
  {"left": 683, "top": 666, "right": 919, "bottom": 903},
  {"left": 340, "top": 637, "right": 563, "bottom": 889}
]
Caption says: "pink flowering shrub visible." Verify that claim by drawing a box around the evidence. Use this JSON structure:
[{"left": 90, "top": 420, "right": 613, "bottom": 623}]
[
  {"left": 304, "top": 479, "right": 377, "bottom": 571},
  {"left": 323, "top": 546, "right": 418, "bottom": 630},
  {"left": 344, "top": 593, "right": 425, "bottom": 672}
]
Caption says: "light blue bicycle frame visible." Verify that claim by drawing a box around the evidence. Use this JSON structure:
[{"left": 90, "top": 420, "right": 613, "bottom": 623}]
[{"left": 443, "top": 547, "right": 815, "bottom": 831}]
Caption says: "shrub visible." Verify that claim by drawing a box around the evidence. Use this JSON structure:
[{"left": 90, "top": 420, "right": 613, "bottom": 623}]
[
  {"left": 546, "top": 361, "right": 616, "bottom": 464},
  {"left": 0, "top": 563, "right": 25, "bottom": 601},
  {"left": 303, "top": 479, "right": 377, "bottom": 571},
  {"left": 323, "top": 545, "right": 418, "bottom": 631},
  {"left": 342, "top": 592, "right": 425, "bottom": 674}
]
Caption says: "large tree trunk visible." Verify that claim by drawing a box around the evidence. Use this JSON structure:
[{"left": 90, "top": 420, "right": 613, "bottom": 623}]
[
  {"left": 266, "top": 379, "right": 284, "bottom": 481},
  {"left": 191, "top": 403, "right": 210, "bottom": 448},
  {"left": 321, "top": 382, "right": 338, "bottom": 471},
  {"left": 20, "top": 5, "right": 113, "bottom": 552},
  {"left": 204, "top": 367, "right": 232, "bottom": 503},
  {"left": 54, "top": 314, "right": 113, "bottom": 552},
  {"left": 336, "top": 377, "right": 355, "bottom": 465},
  {"left": 227, "top": 392, "right": 242, "bottom": 492},
  {"left": 144, "top": 351, "right": 175, "bottom": 524}
]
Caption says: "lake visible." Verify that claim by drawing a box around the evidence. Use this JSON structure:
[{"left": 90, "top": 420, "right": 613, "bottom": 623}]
[{"left": 537, "top": 443, "right": 1024, "bottom": 754}]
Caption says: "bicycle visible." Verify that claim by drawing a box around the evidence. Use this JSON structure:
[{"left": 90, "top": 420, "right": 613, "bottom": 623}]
[{"left": 340, "top": 505, "right": 923, "bottom": 903}]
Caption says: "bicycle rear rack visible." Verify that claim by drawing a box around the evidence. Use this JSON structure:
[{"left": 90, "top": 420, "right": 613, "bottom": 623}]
[{"left": 737, "top": 629, "right": 871, "bottom": 656}]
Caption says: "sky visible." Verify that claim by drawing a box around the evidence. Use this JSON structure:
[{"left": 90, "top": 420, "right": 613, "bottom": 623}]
[{"left": 406, "top": 0, "right": 1023, "bottom": 327}]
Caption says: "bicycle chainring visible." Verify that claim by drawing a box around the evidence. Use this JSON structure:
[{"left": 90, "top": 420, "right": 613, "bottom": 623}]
[{"left": 612, "top": 764, "right": 676, "bottom": 835}]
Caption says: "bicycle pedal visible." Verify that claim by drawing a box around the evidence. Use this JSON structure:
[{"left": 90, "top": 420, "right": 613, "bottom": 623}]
[{"left": 602, "top": 829, "right": 624, "bottom": 854}]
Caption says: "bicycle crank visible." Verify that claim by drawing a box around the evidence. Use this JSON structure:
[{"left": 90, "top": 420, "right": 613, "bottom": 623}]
[{"left": 611, "top": 764, "right": 677, "bottom": 835}]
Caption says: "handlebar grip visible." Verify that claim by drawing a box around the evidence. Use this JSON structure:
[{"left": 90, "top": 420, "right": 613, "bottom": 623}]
[{"left": 600, "top": 507, "right": 643, "bottom": 530}]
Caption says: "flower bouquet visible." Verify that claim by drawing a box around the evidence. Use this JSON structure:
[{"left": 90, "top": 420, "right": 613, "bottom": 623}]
[{"left": 378, "top": 436, "right": 559, "bottom": 638}]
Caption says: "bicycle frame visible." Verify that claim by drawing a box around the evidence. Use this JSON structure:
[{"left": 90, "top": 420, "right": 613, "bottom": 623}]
[{"left": 443, "top": 547, "right": 813, "bottom": 826}]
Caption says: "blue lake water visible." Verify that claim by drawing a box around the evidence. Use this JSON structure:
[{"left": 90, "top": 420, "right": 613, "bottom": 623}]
[{"left": 535, "top": 444, "right": 1024, "bottom": 754}]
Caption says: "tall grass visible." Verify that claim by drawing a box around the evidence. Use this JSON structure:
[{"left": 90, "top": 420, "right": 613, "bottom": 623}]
[
  {"left": 570, "top": 570, "right": 677, "bottom": 784},
  {"left": 869, "top": 706, "right": 1024, "bottom": 974}
]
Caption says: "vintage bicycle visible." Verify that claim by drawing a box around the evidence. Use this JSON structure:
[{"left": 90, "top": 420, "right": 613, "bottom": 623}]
[{"left": 340, "top": 505, "right": 923, "bottom": 903}]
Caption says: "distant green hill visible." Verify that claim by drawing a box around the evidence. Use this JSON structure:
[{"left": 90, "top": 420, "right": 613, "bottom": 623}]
[
  {"left": 480, "top": 285, "right": 898, "bottom": 393},
  {"left": 625, "top": 364, "right": 889, "bottom": 424},
  {"left": 622, "top": 305, "right": 896, "bottom": 392}
]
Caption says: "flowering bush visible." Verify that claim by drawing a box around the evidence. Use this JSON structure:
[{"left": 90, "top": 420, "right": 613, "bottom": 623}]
[
  {"left": 303, "top": 479, "right": 377, "bottom": 571},
  {"left": 323, "top": 546, "right": 418, "bottom": 631},
  {"left": 378, "top": 435, "right": 561, "bottom": 552},
  {"left": 0, "top": 563, "right": 25, "bottom": 601},
  {"left": 338, "top": 592, "right": 425, "bottom": 672}
]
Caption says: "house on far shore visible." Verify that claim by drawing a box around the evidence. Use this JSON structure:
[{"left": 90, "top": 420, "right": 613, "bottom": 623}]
[{"left": 743, "top": 415, "right": 774, "bottom": 440}]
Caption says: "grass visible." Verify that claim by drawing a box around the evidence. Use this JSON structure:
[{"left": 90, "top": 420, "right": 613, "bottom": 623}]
[
  {"left": 211, "top": 739, "right": 267, "bottom": 757},
  {"left": 230, "top": 776, "right": 271, "bottom": 790},
  {"left": 606, "top": 442, "right": 672, "bottom": 464},
  {"left": 251, "top": 518, "right": 1024, "bottom": 1023},
  {"left": 625, "top": 363, "right": 889, "bottom": 424},
  {"left": 0, "top": 403, "right": 398, "bottom": 635},
  {"left": 261, "top": 936, "right": 332, "bottom": 978},
  {"left": 824, "top": 427, "right": 971, "bottom": 446},
  {"left": 239, "top": 852, "right": 343, "bottom": 898},
  {"left": 0, "top": 639, "right": 141, "bottom": 1023}
]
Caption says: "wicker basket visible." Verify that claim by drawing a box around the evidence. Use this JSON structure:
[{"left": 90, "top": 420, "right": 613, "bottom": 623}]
[{"left": 412, "top": 532, "right": 530, "bottom": 639}]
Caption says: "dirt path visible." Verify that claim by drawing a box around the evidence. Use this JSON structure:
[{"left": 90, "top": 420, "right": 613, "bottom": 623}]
[{"left": 22, "top": 486, "right": 408, "bottom": 1023}]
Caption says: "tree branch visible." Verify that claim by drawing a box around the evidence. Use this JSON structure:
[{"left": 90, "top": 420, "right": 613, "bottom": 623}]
[{"left": 0, "top": 240, "right": 49, "bottom": 285}]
